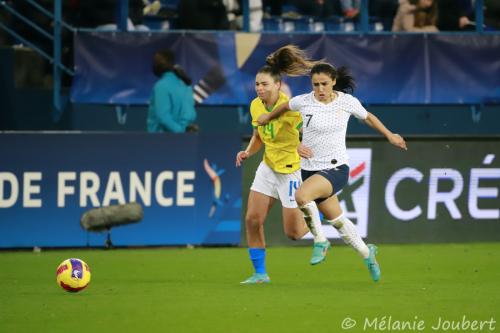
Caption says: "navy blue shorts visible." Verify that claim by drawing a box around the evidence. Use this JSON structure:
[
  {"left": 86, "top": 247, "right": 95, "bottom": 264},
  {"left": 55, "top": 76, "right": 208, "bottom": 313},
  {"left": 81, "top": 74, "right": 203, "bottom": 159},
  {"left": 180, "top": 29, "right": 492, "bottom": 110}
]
[{"left": 301, "top": 164, "right": 350, "bottom": 203}]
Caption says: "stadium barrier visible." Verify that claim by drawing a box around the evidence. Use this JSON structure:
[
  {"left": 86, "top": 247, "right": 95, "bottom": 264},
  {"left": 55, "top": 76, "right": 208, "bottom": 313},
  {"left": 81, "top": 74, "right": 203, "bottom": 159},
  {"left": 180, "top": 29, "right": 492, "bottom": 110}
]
[
  {"left": 241, "top": 137, "right": 500, "bottom": 246},
  {"left": 0, "top": 132, "right": 242, "bottom": 248},
  {"left": 1, "top": 134, "right": 499, "bottom": 248}
]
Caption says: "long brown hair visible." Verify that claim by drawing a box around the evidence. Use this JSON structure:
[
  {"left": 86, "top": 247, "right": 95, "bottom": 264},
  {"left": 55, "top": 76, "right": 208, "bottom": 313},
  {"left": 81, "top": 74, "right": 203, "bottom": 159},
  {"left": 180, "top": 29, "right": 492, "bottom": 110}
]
[
  {"left": 410, "top": 0, "right": 438, "bottom": 27},
  {"left": 257, "top": 45, "right": 323, "bottom": 81}
]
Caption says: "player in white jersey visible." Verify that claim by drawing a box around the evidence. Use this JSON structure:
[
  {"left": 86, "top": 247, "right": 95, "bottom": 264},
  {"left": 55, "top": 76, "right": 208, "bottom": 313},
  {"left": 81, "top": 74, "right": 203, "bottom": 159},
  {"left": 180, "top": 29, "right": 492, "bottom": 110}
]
[{"left": 258, "top": 58, "right": 407, "bottom": 282}]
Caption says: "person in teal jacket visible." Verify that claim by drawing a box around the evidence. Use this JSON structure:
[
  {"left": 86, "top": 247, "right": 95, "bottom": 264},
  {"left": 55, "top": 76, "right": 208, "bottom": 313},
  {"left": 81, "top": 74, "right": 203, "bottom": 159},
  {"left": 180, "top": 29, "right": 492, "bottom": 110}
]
[{"left": 147, "top": 49, "right": 197, "bottom": 133}]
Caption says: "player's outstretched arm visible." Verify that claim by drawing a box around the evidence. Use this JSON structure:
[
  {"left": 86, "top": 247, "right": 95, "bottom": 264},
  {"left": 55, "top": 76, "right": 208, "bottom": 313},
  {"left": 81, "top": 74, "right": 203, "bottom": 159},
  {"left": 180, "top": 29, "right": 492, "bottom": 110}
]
[
  {"left": 257, "top": 102, "right": 291, "bottom": 126},
  {"left": 297, "top": 143, "right": 313, "bottom": 159},
  {"left": 236, "top": 130, "right": 263, "bottom": 167},
  {"left": 364, "top": 112, "right": 408, "bottom": 150}
]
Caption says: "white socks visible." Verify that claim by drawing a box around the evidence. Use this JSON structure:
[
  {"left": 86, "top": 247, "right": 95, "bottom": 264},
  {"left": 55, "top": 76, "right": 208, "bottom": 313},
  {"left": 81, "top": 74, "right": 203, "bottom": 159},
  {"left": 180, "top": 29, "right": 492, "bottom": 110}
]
[
  {"left": 327, "top": 214, "right": 369, "bottom": 259},
  {"left": 299, "top": 201, "right": 327, "bottom": 243},
  {"left": 299, "top": 201, "right": 368, "bottom": 258}
]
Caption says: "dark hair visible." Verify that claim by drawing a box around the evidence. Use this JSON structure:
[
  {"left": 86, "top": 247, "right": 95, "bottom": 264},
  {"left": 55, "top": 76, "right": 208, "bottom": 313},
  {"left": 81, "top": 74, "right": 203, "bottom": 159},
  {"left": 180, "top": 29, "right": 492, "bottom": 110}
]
[
  {"left": 257, "top": 44, "right": 323, "bottom": 81},
  {"left": 311, "top": 63, "right": 356, "bottom": 94},
  {"left": 256, "top": 65, "right": 282, "bottom": 83},
  {"left": 153, "top": 49, "right": 192, "bottom": 85},
  {"left": 409, "top": 0, "right": 438, "bottom": 27}
]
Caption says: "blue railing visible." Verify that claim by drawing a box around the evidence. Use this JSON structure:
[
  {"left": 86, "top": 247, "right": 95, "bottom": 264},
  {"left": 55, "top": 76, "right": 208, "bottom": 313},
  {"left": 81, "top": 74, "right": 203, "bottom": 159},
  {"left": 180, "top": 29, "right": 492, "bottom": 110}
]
[
  {"left": 475, "top": 0, "right": 484, "bottom": 33},
  {"left": 103, "top": 0, "right": 488, "bottom": 33},
  {"left": 258, "top": 0, "right": 486, "bottom": 33},
  {"left": 0, "top": 0, "right": 74, "bottom": 120}
]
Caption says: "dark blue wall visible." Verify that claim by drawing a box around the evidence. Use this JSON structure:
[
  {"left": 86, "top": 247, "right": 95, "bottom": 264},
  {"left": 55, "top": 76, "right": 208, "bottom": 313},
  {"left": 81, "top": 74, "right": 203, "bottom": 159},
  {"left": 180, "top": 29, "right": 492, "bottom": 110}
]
[
  {"left": 2, "top": 47, "right": 500, "bottom": 135},
  {"left": 67, "top": 103, "right": 500, "bottom": 136},
  {"left": 2, "top": 91, "right": 500, "bottom": 136}
]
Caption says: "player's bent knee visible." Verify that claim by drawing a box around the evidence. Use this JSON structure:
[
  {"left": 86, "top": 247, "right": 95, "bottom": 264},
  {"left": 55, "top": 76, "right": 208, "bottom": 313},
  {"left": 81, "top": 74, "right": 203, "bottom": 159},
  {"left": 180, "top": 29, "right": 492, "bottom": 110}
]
[{"left": 294, "top": 190, "right": 311, "bottom": 207}]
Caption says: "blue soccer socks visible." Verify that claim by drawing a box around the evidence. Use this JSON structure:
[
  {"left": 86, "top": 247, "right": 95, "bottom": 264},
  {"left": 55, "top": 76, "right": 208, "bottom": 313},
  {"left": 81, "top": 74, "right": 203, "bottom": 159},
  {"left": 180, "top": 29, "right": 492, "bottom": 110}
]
[{"left": 248, "top": 248, "right": 266, "bottom": 274}]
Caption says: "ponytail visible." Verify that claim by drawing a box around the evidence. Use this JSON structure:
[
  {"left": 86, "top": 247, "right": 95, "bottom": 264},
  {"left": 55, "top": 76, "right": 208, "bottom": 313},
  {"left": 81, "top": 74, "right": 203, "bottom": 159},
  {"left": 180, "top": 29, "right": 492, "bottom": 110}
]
[
  {"left": 334, "top": 66, "right": 356, "bottom": 94},
  {"left": 258, "top": 45, "right": 356, "bottom": 93},
  {"left": 311, "top": 63, "right": 356, "bottom": 94},
  {"left": 263, "top": 44, "right": 322, "bottom": 77}
]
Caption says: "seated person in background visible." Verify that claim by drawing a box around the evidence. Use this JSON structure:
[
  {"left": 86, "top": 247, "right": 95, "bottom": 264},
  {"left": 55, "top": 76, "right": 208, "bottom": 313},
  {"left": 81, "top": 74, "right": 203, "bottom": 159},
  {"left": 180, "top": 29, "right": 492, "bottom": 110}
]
[
  {"left": 437, "top": 0, "right": 473, "bottom": 31},
  {"left": 392, "top": 0, "right": 438, "bottom": 32},
  {"left": 147, "top": 50, "right": 197, "bottom": 133},
  {"left": 249, "top": 0, "right": 264, "bottom": 31},
  {"left": 223, "top": 0, "right": 243, "bottom": 30},
  {"left": 340, "top": 0, "right": 360, "bottom": 18}
]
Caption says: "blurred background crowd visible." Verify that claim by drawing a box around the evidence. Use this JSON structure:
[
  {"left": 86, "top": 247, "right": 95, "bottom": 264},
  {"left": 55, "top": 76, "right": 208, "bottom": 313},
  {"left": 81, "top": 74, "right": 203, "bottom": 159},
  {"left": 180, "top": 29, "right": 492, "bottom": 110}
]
[
  {"left": 0, "top": 0, "right": 498, "bottom": 39},
  {"left": 0, "top": 0, "right": 498, "bottom": 97}
]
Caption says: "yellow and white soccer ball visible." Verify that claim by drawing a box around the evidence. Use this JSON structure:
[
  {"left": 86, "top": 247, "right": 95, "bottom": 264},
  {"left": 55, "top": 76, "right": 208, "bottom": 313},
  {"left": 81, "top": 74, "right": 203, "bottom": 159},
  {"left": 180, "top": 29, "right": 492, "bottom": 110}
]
[{"left": 56, "top": 258, "right": 91, "bottom": 292}]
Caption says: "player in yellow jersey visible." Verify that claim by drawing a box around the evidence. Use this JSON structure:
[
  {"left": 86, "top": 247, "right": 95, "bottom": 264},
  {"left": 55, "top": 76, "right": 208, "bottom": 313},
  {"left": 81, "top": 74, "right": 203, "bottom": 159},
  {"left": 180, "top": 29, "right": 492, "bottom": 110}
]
[{"left": 236, "top": 45, "right": 330, "bottom": 284}]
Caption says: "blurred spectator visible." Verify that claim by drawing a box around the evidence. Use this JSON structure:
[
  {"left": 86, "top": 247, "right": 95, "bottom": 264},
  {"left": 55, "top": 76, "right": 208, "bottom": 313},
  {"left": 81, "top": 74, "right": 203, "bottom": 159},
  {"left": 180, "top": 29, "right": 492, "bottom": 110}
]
[
  {"left": 143, "top": 0, "right": 162, "bottom": 16},
  {"left": 223, "top": 0, "right": 242, "bottom": 29},
  {"left": 147, "top": 50, "right": 197, "bottom": 133},
  {"left": 370, "top": 0, "right": 399, "bottom": 30},
  {"left": 437, "top": 0, "right": 473, "bottom": 31},
  {"left": 211, "top": 0, "right": 263, "bottom": 31},
  {"left": 340, "top": 0, "right": 360, "bottom": 18},
  {"left": 392, "top": 0, "right": 438, "bottom": 32},
  {"left": 177, "top": 0, "right": 229, "bottom": 29},
  {"left": 249, "top": 0, "right": 264, "bottom": 31},
  {"left": 485, "top": 0, "right": 500, "bottom": 30}
]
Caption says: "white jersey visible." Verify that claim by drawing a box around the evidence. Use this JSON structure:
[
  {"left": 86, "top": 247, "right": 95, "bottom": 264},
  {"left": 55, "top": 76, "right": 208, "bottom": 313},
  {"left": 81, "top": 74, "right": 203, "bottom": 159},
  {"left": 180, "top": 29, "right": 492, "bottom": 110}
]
[{"left": 289, "top": 91, "right": 368, "bottom": 171}]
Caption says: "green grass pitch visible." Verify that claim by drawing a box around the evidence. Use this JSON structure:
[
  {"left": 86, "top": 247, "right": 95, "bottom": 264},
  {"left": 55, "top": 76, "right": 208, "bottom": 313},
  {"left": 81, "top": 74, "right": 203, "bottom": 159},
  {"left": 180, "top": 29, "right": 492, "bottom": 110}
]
[{"left": 1, "top": 243, "right": 499, "bottom": 333}]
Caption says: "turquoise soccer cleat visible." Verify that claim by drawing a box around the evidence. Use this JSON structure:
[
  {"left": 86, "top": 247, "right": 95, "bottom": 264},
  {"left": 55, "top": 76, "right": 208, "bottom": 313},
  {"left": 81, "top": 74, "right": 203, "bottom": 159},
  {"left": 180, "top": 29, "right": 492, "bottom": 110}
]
[
  {"left": 240, "top": 273, "right": 271, "bottom": 285},
  {"left": 364, "top": 244, "right": 381, "bottom": 282},
  {"left": 310, "top": 241, "right": 331, "bottom": 265}
]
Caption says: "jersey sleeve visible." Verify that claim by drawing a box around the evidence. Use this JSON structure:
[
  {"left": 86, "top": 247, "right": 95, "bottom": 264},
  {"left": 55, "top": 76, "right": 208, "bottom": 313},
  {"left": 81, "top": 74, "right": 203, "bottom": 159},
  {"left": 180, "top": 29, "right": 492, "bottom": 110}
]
[
  {"left": 348, "top": 95, "right": 368, "bottom": 120},
  {"left": 288, "top": 95, "right": 304, "bottom": 112},
  {"left": 249, "top": 100, "right": 259, "bottom": 128}
]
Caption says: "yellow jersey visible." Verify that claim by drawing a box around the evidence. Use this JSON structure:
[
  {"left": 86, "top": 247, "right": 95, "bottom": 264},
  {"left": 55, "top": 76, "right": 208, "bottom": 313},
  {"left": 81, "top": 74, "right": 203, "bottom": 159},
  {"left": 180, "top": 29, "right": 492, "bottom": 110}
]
[{"left": 250, "top": 91, "right": 303, "bottom": 174}]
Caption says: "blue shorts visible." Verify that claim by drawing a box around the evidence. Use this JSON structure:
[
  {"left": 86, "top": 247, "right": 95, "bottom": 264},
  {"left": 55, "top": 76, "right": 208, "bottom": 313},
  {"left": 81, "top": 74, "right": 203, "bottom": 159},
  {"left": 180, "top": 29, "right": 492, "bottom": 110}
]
[{"left": 301, "top": 164, "right": 350, "bottom": 203}]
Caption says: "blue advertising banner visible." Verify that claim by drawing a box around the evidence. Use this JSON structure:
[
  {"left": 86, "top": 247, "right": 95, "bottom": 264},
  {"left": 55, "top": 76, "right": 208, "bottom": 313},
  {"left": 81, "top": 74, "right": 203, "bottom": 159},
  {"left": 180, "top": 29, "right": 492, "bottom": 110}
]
[
  {"left": 0, "top": 133, "right": 242, "bottom": 248},
  {"left": 71, "top": 32, "right": 500, "bottom": 105}
]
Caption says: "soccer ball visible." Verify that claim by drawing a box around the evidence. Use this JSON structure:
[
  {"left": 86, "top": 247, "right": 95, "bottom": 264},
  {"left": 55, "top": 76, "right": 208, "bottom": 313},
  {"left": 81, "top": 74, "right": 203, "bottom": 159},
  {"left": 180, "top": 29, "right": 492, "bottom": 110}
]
[{"left": 56, "top": 258, "right": 91, "bottom": 292}]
